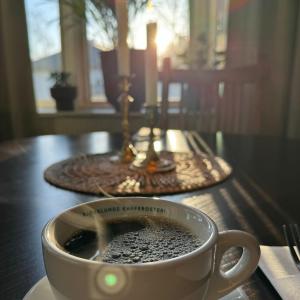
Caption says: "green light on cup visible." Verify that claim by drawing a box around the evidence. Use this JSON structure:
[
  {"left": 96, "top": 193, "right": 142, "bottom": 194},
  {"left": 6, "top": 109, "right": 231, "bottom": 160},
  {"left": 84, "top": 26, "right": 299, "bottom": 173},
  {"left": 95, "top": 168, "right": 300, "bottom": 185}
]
[{"left": 104, "top": 273, "right": 118, "bottom": 287}]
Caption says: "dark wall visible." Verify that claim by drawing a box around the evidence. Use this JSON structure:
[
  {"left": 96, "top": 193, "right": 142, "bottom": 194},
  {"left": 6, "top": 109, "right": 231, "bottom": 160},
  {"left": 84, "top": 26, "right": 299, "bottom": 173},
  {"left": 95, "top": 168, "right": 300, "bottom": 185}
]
[{"left": 0, "top": 4, "right": 13, "bottom": 142}]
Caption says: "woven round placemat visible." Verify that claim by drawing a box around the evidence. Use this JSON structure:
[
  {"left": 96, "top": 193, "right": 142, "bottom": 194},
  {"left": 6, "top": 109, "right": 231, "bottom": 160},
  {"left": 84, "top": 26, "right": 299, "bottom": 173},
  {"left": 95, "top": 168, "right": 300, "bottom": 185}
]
[{"left": 44, "top": 151, "right": 232, "bottom": 196}]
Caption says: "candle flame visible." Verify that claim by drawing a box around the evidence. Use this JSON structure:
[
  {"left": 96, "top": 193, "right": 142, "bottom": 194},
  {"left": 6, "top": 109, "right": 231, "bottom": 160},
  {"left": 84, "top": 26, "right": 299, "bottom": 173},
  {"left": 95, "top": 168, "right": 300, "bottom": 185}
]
[
  {"left": 147, "top": 0, "right": 153, "bottom": 11},
  {"left": 156, "top": 29, "right": 173, "bottom": 55}
]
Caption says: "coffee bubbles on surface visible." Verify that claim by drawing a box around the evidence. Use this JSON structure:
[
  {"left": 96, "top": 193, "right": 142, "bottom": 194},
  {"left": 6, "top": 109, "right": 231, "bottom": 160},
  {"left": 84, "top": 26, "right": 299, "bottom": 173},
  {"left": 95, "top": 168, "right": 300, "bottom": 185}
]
[{"left": 63, "top": 216, "right": 204, "bottom": 264}]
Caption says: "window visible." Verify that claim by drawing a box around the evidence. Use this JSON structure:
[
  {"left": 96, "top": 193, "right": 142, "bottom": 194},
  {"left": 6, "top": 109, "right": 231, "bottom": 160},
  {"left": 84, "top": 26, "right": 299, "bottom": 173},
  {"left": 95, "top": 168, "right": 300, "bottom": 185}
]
[{"left": 25, "top": 0, "right": 229, "bottom": 112}]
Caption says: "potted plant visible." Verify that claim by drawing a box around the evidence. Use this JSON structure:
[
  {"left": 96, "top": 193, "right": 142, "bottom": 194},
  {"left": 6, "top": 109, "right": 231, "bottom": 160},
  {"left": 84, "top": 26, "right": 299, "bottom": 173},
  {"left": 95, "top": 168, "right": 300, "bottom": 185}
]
[{"left": 50, "top": 72, "right": 77, "bottom": 111}]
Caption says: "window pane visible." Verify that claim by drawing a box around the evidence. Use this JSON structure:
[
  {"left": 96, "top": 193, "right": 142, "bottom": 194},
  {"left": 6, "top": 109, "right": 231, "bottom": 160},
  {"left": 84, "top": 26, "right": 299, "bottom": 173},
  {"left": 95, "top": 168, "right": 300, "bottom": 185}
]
[
  {"left": 25, "top": 0, "right": 62, "bottom": 111},
  {"left": 87, "top": 39, "right": 105, "bottom": 103},
  {"left": 86, "top": 5, "right": 108, "bottom": 102},
  {"left": 216, "top": 0, "right": 230, "bottom": 69}
]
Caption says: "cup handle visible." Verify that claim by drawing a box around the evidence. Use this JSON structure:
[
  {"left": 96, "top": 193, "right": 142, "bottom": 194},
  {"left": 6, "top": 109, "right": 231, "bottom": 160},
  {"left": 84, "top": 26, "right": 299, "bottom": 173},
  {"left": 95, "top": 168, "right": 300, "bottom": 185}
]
[{"left": 206, "top": 230, "right": 260, "bottom": 300}]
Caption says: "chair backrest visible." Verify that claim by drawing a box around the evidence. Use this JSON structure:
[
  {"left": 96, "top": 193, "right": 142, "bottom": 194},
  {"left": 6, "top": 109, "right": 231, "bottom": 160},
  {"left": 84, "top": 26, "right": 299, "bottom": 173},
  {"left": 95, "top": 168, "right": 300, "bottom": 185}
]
[{"left": 159, "top": 58, "right": 264, "bottom": 134}]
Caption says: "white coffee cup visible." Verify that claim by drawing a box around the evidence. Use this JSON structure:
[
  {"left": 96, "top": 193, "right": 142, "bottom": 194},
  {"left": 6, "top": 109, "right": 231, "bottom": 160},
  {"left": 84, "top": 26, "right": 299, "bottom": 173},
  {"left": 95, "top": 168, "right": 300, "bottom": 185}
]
[{"left": 42, "top": 197, "right": 260, "bottom": 300}]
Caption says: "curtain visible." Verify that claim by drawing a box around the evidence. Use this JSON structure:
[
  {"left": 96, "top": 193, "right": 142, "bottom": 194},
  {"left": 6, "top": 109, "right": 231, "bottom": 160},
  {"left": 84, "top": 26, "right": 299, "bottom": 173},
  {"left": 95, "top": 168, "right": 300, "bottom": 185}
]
[
  {"left": 287, "top": 4, "right": 300, "bottom": 139},
  {"left": 0, "top": 0, "right": 36, "bottom": 141},
  {"left": 226, "top": 0, "right": 300, "bottom": 137},
  {"left": 0, "top": 8, "right": 12, "bottom": 141}
]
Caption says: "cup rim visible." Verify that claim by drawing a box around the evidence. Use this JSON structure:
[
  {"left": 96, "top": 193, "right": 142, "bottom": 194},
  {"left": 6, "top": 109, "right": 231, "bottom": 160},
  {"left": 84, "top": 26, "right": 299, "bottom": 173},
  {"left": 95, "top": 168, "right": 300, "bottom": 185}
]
[{"left": 42, "top": 197, "right": 218, "bottom": 268}]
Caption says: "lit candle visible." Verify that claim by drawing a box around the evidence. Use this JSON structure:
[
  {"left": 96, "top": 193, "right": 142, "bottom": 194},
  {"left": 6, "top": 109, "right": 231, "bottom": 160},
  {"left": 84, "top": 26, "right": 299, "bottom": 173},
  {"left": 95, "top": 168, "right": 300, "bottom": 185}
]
[
  {"left": 115, "top": 0, "right": 130, "bottom": 76},
  {"left": 145, "top": 22, "right": 158, "bottom": 106}
]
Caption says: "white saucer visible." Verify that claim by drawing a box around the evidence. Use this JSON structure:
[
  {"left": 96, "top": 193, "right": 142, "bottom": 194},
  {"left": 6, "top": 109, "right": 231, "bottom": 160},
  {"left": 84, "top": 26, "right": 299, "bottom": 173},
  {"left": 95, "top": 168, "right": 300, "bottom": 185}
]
[{"left": 24, "top": 276, "right": 248, "bottom": 300}]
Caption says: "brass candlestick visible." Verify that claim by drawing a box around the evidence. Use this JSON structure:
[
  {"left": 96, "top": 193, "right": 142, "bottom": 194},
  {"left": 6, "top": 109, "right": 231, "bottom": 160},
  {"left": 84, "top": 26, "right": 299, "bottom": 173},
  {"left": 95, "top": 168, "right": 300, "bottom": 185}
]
[
  {"left": 130, "top": 104, "right": 175, "bottom": 173},
  {"left": 112, "top": 76, "right": 137, "bottom": 163}
]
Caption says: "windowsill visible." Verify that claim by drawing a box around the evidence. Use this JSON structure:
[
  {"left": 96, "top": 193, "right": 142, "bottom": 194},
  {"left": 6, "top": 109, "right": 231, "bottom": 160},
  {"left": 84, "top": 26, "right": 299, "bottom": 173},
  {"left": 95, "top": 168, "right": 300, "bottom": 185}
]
[
  {"left": 37, "top": 107, "right": 116, "bottom": 115},
  {"left": 34, "top": 106, "right": 183, "bottom": 135},
  {"left": 36, "top": 106, "right": 181, "bottom": 117}
]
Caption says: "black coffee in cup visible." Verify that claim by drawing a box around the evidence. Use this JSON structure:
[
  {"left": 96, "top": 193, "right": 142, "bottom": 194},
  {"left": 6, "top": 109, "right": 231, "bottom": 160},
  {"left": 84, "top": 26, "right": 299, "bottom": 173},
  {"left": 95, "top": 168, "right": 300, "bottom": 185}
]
[{"left": 63, "top": 216, "right": 203, "bottom": 264}]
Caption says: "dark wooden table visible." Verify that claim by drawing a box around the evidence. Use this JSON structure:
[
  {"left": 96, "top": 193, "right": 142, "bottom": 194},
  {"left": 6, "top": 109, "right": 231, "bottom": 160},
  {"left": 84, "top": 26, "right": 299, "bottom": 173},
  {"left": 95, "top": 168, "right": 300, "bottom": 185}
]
[{"left": 1, "top": 130, "right": 299, "bottom": 300}]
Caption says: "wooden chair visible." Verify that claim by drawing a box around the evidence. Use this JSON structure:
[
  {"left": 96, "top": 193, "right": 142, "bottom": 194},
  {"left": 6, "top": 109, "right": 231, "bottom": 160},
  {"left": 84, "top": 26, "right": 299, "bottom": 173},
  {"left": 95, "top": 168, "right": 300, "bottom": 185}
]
[{"left": 159, "top": 58, "right": 264, "bottom": 134}]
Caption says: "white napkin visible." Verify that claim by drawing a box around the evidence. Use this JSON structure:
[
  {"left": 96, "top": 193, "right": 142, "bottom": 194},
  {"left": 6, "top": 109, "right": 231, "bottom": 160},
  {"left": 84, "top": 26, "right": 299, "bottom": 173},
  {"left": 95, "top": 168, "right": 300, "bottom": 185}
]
[{"left": 259, "top": 246, "right": 300, "bottom": 300}]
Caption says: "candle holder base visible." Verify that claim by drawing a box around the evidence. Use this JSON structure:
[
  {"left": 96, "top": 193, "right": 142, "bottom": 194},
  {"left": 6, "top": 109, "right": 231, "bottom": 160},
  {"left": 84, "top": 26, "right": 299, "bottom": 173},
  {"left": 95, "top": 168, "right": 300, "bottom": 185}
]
[
  {"left": 130, "top": 154, "right": 176, "bottom": 173},
  {"left": 130, "top": 104, "right": 175, "bottom": 173},
  {"left": 110, "top": 144, "right": 137, "bottom": 164}
]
